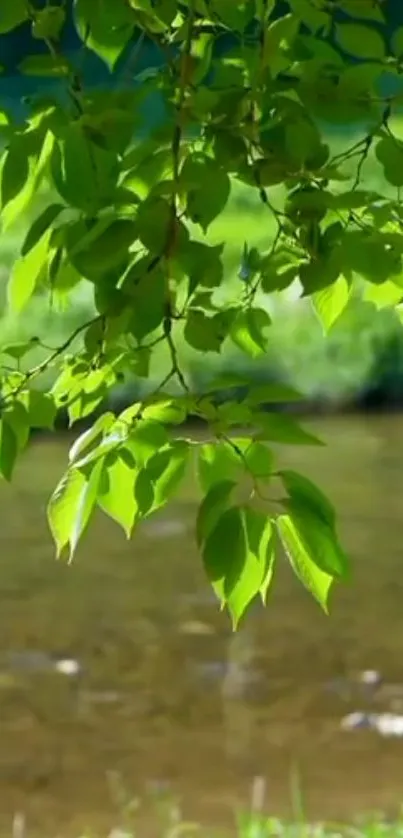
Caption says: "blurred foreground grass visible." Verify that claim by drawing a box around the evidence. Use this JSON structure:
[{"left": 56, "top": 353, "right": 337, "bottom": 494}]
[{"left": 2, "top": 123, "right": 403, "bottom": 407}]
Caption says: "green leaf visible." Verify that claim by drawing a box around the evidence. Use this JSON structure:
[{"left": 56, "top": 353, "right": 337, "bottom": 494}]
[
  {"left": 69, "top": 413, "right": 116, "bottom": 464},
  {"left": 375, "top": 137, "right": 403, "bottom": 187},
  {"left": 97, "top": 446, "right": 138, "bottom": 537},
  {"left": 230, "top": 308, "right": 271, "bottom": 358},
  {"left": 202, "top": 506, "right": 246, "bottom": 605},
  {"left": 142, "top": 399, "right": 188, "bottom": 425},
  {"left": 21, "top": 204, "right": 64, "bottom": 256},
  {"left": 279, "top": 470, "right": 336, "bottom": 529},
  {"left": 276, "top": 514, "right": 333, "bottom": 612},
  {"left": 184, "top": 310, "right": 223, "bottom": 353},
  {"left": 196, "top": 479, "right": 236, "bottom": 546},
  {"left": 241, "top": 508, "right": 275, "bottom": 611},
  {"left": 136, "top": 196, "right": 187, "bottom": 253},
  {"left": 69, "top": 460, "right": 104, "bottom": 558},
  {"left": 202, "top": 505, "right": 275, "bottom": 626},
  {"left": 68, "top": 218, "right": 137, "bottom": 279},
  {"left": 144, "top": 439, "right": 190, "bottom": 514},
  {"left": 128, "top": 419, "right": 169, "bottom": 466},
  {"left": 227, "top": 508, "right": 274, "bottom": 627},
  {"left": 32, "top": 6, "right": 66, "bottom": 40},
  {"left": 242, "top": 441, "right": 273, "bottom": 480},
  {"left": 18, "top": 55, "right": 70, "bottom": 77},
  {"left": 181, "top": 155, "right": 231, "bottom": 231},
  {"left": 285, "top": 119, "right": 322, "bottom": 167},
  {"left": 176, "top": 241, "right": 224, "bottom": 291},
  {"left": 197, "top": 442, "right": 239, "bottom": 493},
  {"left": 28, "top": 391, "right": 57, "bottom": 430},
  {"left": 338, "top": 0, "right": 385, "bottom": 22},
  {"left": 392, "top": 27, "right": 403, "bottom": 59},
  {"left": 363, "top": 280, "right": 403, "bottom": 309},
  {"left": 8, "top": 230, "right": 51, "bottom": 313},
  {"left": 288, "top": 0, "right": 329, "bottom": 32},
  {"left": 0, "top": 0, "right": 29, "bottom": 33},
  {"left": 74, "top": 0, "right": 135, "bottom": 70},
  {"left": 254, "top": 413, "right": 323, "bottom": 446},
  {"left": 209, "top": 0, "right": 255, "bottom": 31},
  {"left": 2, "top": 401, "right": 30, "bottom": 455},
  {"left": 246, "top": 384, "right": 303, "bottom": 405},
  {"left": 312, "top": 276, "right": 350, "bottom": 332},
  {"left": 343, "top": 230, "right": 402, "bottom": 283},
  {"left": 2, "top": 132, "right": 54, "bottom": 231},
  {"left": 335, "top": 23, "right": 385, "bottom": 59},
  {"left": 278, "top": 498, "right": 348, "bottom": 581},
  {"left": 47, "top": 466, "right": 96, "bottom": 559},
  {"left": 1, "top": 137, "right": 29, "bottom": 210},
  {"left": 50, "top": 124, "right": 102, "bottom": 212},
  {"left": 125, "top": 261, "right": 166, "bottom": 341},
  {"left": 0, "top": 419, "right": 18, "bottom": 481}
]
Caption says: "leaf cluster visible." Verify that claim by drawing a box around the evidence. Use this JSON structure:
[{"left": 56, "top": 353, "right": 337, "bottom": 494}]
[{"left": 0, "top": 0, "right": 397, "bottom": 623}]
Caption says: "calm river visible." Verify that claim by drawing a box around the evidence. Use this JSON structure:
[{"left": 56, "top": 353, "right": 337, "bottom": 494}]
[{"left": 1, "top": 415, "right": 403, "bottom": 833}]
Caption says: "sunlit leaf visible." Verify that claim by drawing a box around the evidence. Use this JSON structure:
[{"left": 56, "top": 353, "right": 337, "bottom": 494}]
[
  {"left": 277, "top": 514, "right": 333, "bottom": 611},
  {"left": 47, "top": 467, "right": 94, "bottom": 559},
  {"left": 230, "top": 308, "right": 271, "bottom": 358},
  {"left": 97, "top": 446, "right": 138, "bottom": 537},
  {"left": 312, "top": 276, "right": 350, "bottom": 332},
  {"left": 8, "top": 230, "right": 52, "bottom": 313},
  {"left": 196, "top": 479, "right": 236, "bottom": 546},
  {"left": 198, "top": 442, "right": 239, "bottom": 493}
]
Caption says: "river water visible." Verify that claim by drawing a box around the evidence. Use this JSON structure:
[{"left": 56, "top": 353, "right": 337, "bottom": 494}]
[{"left": 1, "top": 415, "right": 403, "bottom": 833}]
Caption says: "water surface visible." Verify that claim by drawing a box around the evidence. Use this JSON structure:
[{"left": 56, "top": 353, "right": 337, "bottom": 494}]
[{"left": 1, "top": 416, "right": 403, "bottom": 833}]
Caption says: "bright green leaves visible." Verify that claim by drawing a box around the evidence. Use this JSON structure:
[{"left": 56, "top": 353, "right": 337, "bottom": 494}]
[
  {"left": 198, "top": 441, "right": 239, "bottom": 492},
  {"left": 200, "top": 504, "right": 275, "bottom": 628},
  {"left": 276, "top": 468, "right": 349, "bottom": 610},
  {"left": 0, "top": 0, "right": 370, "bottom": 628},
  {"left": 277, "top": 515, "right": 333, "bottom": 611},
  {"left": 97, "top": 446, "right": 138, "bottom": 536},
  {"left": 230, "top": 308, "right": 271, "bottom": 358},
  {"left": 21, "top": 204, "right": 64, "bottom": 257},
  {"left": 312, "top": 277, "right": 350, "bottom": 333},
  {"left": 8, "top": 227, "right": 52, "bottom": 313},
  {"left": 194, "top": 429, "right": 346, "bottom": 623},
  {"left": 74, "top": 0, "right": 135, "bottom": 70},
  {"left": 335, "top": 23, "right": 385, "bottom": 60},
  {"left": 1, "top": 129, "right": 52, "bottom": 230},
  {"left": 48, "top": 416, "right": 190, "bottom": 559},
  {"left": 48, "top": 464, "right": 102, "bottom": 561}
]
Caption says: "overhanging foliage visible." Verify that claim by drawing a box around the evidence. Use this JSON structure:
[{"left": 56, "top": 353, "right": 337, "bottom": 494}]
[{"left": 0, "top": 0, "right": 400, "bottom": 625}]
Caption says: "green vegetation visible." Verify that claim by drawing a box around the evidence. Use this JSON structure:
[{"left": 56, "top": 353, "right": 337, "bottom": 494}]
[
  {"left": 1, "top": 178, "right": 403, "bottom": 407},
  {"left": 3, "top": 0, "right": 403, "bottom": 624}
]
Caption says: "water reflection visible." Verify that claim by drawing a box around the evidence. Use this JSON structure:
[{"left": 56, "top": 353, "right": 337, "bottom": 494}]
[{"left": 1, "top": 417, "right": 403, "bottom": 831}]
